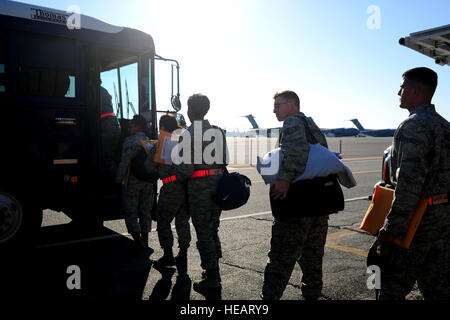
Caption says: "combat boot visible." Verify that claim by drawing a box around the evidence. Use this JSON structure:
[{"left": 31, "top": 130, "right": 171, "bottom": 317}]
[
  {"left": 153, "top": 248, "right": 176, "bottom": 270},
  {"left": 194, "top": 269, "right": 220, "bottom": 290},
  {"left": 131, "top": 232, "right": 145, "bottom": 249},
  {"left": 201, "top": 262, "right": 221, "bottom": 284},
  {"left": 194, "top": 268, "right": 222, "bottom": 300},
  {"left": 175, "top": 248, "right": 188, "bottom": 273}
]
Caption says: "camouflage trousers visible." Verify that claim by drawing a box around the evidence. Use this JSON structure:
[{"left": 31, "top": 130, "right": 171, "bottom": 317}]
[
  {"left": 376, "top": 229, "right": 450, "bottom": 300},
  {"left": 188, "top": 175, "right": 222, "bottom": 271},
  {"left": 156, "top": 183, "right": 191, "bottom": 250},
  {"left": 122, "top": 179, "right": 153, "bottom": 234},
  {"left": 262, "top": 215, "right": 329, "bottom": 300}
]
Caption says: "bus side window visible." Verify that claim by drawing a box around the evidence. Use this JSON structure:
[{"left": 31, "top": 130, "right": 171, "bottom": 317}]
[
  {"left": 0, "top": 63, "right": 6, "bottom": 95},
  {"left": 16, "top": 32, "right": 76, "bottom": 98},
  {"left": 0, "top": 31, "right": 8, "bottom": 96}
]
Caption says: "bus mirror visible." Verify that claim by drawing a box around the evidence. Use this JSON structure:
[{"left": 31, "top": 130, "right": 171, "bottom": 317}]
[{"left": 171, "top": 95, "right": 181, "bottom": 111}]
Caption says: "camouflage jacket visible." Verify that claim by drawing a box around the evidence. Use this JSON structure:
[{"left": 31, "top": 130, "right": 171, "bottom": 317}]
[
  {"left": 384, "top": 104, "right": 450, "bottom": 238},
  {"left": 116, "top": 132, "right": 149, "bottom": 185},
  {"left": 175, "top": 120, "right": 228, "bottom": 182},
  {"left": 278, "top": 112, "right": 328, "bottom": 182}
]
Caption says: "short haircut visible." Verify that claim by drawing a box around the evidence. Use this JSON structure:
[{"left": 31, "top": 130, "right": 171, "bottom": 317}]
[
  {"left": 403, "top": 67, "right": 438, "bottom": 96},
  {"left": 130, "top": 114, "right": 147, "bottom": 131},
  {"left": 187, "top": 94, "right": 210, "bottom": 119},
  {"left": 159, "top": 113, "right": 181, "bottom": 133},
  {"left": 273, "top": 90, "right": 300, "bottom": 108}
]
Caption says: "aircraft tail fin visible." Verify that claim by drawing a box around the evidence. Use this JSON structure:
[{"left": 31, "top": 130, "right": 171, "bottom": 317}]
[
  {"left": 350, "top": 118, "right": 365, "bottom": 131},
  {"left": 244, "top": 114, "right": 259, "bottom": 129}
]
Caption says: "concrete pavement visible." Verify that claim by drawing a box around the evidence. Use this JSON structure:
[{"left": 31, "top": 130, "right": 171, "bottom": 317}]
[{"left": 2, "top": 137, "right": 424, "bottom": 304}]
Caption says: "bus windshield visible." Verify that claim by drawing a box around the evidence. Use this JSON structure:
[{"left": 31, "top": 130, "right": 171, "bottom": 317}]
[{"left": 100, "top": 50, "right": 152, "bottom": 115}]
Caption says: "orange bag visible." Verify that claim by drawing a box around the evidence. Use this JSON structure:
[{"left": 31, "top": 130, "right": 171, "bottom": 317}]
[
  {"left": 153, "top": 130, "right": 179, "bottom": 164},
  {"left": 359, "top": 185, "right": 428, "bottom": 249}
]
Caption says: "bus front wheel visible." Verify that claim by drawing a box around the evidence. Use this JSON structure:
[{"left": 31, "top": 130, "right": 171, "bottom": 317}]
[{"left": 0, "top": 192, "right": 42, "bottom": 247}]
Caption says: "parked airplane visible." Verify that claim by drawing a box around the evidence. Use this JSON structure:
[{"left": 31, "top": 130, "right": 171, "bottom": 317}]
[
  {"left": 349, "top": 119, "right": 396, "bottom": 137},
  {"left": 243, "top": 114, "right": 359, "bottom": 137},
  {"left": 319, "top": 125, "right": 359, "bottom": 138},
  {"left": 242, "top": 115, "right": 280, "bottom": 137},
  {"left": 242, "top": 115, "right": 395, "bottom": 137}
]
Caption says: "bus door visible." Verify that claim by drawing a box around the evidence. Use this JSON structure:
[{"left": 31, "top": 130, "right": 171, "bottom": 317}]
[
  {"left": 84, "top": 45, "right": 152, "bottom": 216},
  {"left": 12, "top": 31, "right": 82, "bottom": 208},
  {"left": 98, "top": 49, "right": 140, "bottom": 177}
]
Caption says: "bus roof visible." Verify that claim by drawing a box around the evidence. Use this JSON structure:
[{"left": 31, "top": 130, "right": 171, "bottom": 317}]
[
  {"left": 0, "top": 0, "right": 155, "bottom": 53},
  {"left": 399, "top": 24, "right": 450, "bottom": 67},
  {"left": 1, "top": 0, "right": 124, "bottom": 33}
]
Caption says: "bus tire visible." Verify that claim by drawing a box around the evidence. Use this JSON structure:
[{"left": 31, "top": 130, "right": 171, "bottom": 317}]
[{"left": 0, "top": 191, "right": 43, "bottom": 248}]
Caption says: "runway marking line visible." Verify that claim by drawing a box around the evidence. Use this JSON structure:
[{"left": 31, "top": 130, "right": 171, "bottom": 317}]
[
  {"left": 352, "top": 170, "right": 380, "bottom": 175},
  {"left": 232, "top": 168, "right": 381, "bottom": 185},
  {"left": 250, "top": 169, "right": 380, "bottom": 184},
  {"left": 35, "top": 211, "right": 273, "bottom": 248},
  {"left": 326, "top": 229, "right": 357, "bottom": 240},
  {"left": 36, "top": 210, "right": 370, "bottom": 254},
  {"left": 228, "top": 157, "right": 382, "bottom": 170},
  {"left": 341, "top": 157, "right": 382, "bottom": 162},
  {"left": 345, "top": 196, "right": 370, "bottom": 202},
  {"left": 325, "top": 242, "right": 368, "bottom": 257},
  {"left": 325, "top": 229, "right": 369, "bottom": 257}
]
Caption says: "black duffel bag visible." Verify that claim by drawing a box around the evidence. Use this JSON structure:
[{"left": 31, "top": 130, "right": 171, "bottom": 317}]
[
  {"left": 216, "top": 168, "right": 252, "bottom": 211},
  {"left": 130, "top": 148, "right": 160, "bottom": 183},
  {"left": 270, "top": 174, "right": 344, "bottom": 218}
]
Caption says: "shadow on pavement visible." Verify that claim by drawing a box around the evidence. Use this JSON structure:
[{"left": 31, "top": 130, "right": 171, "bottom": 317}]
[
  {"left": 1, "top": 224, "right": 156, "bottom": 301},
  {"left": 148, "top": 267, "right": 176, "bottom": 301},
  {"left": 148, "top": 267, "right": 192, "bottom": 301},
  {"left": 171, "top": 273, "right": 192, "bottom": 301}
]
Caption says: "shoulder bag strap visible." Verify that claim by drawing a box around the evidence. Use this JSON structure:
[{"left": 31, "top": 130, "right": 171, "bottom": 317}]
[
  {"left": 211, "top": 125, "right": 229, "bottom": 174},
  {"left": 300, "top": 116, "right": 318, "bottom": 144}
]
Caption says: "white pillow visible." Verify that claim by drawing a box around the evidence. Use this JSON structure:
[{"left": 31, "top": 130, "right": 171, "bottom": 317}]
[{"left": 257, "top": 144, "right": 346, "bottom": 185}]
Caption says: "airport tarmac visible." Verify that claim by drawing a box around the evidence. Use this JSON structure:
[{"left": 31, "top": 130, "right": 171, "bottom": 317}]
[{"left": 1, "top": 137, "right": 425, "bottom": 304}]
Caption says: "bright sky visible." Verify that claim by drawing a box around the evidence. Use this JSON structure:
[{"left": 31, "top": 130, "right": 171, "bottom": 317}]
[{"left": 20, "top": 0, "right": 450, "bottom": 132}]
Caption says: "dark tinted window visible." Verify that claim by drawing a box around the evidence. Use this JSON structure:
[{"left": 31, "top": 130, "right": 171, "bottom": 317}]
[
  {"left": 16, "top": 32, "right": 76, "bottom": 98},
  {"left": 0, "top": 31, "right": 8, "bottom": 96}
]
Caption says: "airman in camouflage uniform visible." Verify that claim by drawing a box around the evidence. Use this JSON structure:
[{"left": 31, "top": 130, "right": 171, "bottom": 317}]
[
  {"left": 262, "top": 90, "right": 330, "bottom": 300},
  {"left": 145, "top": 114, "right": 191, "bottom": 272},
  {"left": 175, "top": 94, "right": 228, "bottom": 298},
  {"left": 116, "top": 115, "right": 153, "bottom": 249},
  {"left": 374, "top": 68, "right": 450, "bottom": 300}
]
